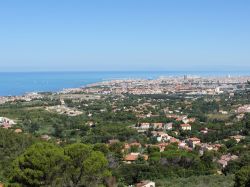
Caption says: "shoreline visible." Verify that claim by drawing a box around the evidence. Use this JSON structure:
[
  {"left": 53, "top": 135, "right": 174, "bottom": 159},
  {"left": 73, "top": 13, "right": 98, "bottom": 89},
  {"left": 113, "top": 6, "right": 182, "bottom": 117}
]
[{"left": 0, "top": 74, "right": 249, "bottom": 98}]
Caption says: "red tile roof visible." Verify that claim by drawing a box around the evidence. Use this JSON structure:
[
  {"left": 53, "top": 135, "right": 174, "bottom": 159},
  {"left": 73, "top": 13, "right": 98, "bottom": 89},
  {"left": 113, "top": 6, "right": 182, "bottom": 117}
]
[
  {"left": 124, "top": 154, "right": 138, "bottom": 161},
  {"left": 180, "top": 124, "right": 191, "bottom": 127}
]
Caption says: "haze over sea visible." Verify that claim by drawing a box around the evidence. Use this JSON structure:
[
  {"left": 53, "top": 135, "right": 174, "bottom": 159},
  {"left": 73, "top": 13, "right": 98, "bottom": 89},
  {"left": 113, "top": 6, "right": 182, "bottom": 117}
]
[{"left": 0, "top": 71, "right": 249, "bottom": 96}]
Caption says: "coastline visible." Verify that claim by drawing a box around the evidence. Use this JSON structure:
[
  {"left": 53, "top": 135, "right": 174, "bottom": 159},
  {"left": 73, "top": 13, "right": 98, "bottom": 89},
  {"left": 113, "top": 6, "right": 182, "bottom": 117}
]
[{"left": 0, "top": 71, "right": 249, "bottom": 97}]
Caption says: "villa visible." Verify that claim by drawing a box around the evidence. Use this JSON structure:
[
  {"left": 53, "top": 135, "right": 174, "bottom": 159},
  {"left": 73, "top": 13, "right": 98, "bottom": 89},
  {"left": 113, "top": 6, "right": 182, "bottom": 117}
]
[{"left": 180, "top": 124, "right": 191, "bottom": 130}]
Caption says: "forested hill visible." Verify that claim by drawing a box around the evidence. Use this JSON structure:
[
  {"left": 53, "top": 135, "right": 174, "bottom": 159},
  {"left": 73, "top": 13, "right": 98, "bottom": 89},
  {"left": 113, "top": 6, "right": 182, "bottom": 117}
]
[{"left": 0, "top": 128, "right": 37, "bottom": 182}]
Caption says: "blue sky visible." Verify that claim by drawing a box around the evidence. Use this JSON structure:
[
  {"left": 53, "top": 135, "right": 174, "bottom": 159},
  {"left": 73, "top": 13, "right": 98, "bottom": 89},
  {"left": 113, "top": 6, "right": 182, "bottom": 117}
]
[{"left": 0, "top": 0, "right": 249, "bottom": 72}]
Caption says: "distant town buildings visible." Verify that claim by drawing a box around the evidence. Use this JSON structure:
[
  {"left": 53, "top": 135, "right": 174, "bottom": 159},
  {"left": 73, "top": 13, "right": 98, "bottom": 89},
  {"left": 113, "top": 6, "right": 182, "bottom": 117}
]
[
  {"left": 237, "top": 105, "right": 250, "bottom": 113},
  {"left": 0, "top": 117, "right": 16, "bottom": 129},
  {"left": 82, "top": 76, "right": 250, "bottom": 96},
  {"left": 46, "top": 105, "right": 83, "bottom": 116}
]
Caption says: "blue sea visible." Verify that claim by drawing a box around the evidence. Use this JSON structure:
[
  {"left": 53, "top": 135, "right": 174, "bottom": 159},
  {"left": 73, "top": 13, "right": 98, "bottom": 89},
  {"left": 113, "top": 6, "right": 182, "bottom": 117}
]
[{"left": 0, "top": 71, "right": 249, "bottom": 96}]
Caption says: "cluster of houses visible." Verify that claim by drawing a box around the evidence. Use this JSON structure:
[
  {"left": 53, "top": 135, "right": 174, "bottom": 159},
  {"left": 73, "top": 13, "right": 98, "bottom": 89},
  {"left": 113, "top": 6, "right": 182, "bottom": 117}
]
[
  {"left": 109, "top": 121, "right": 241, "bottom": 169},
  {"left": 135, "top": 122, "right": 173, "bottom": 132},
  {"left": 108, "top": 134, "right": 225, "bottom": 165},
  {"left": 237, "top": 104, "right": 250, "bottom": 113},
  {"left": 46, "top": 105, "right": 83, "bottom": 116},
  {"left": 0, "top": 117, "right": 22, "bottom": 133},
  {"left": 217, "top": 154, "right": 238, "bottom": 168},
  {"left": 166, "top": 114, "right": 195, "bottom": 122},
  {"left": 230, "top": 135, "right": 246, "bottom": 143},
  {"left": 116, "top": 139, "right": 235, "bottom": 171},
  {"left": 0, "top": 117, "right": 16, "bottom": 129},
  {"left": 0, "top": 92, "right": 43, "bottom": 104},
  {"left": 135, "top": 121, "right": 192, "bottom": 132}
]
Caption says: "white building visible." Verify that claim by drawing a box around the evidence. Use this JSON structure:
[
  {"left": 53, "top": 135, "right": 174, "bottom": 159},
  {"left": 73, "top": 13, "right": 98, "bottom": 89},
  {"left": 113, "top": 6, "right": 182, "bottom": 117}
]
[
  {"left": 135, "top": 180, "right": 155, "bottom": 187},
  {"left": 164, "top": 122, "right": 173, "bottom": 130},
  {"left": 180, "top": 124, "right": 191, "bottom": 130}
]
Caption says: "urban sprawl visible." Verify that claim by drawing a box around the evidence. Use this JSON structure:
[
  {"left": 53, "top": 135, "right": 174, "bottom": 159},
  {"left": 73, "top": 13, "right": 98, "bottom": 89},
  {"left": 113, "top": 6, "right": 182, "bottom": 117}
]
[{"left": 1, "top": 75, "right": 250, "bottom": 187}]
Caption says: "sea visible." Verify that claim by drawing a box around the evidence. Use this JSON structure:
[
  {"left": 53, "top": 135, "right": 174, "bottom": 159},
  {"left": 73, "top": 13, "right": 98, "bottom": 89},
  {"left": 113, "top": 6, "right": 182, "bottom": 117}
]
[{"left": 0, "top": 71, "right": 249, "bottom": 96}]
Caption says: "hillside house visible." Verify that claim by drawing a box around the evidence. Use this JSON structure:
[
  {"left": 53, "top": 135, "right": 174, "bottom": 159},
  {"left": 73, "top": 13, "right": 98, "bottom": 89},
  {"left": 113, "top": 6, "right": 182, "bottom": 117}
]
[
  {"left": 217, "top": 154, "right": 238, "bottom": 168},
  {"left": 180, "top": 124, "right": 191, "bottom": 130},
  {"left": 124, "top": 153, "right": 148, "bottom": 164},
  {"left": 135, "top": 180, "right": 155, "bottom": 187},
  {"left": 164, "top": 122, "right": 173, "bottom": 130},
  {"left": 187, "top": 137, "right": 201, "bottom": 148}
]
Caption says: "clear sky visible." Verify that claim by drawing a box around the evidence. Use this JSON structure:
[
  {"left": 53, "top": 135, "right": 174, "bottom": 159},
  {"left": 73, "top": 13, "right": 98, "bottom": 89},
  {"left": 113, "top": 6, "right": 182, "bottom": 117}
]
[{"left": 0, "top": 0, "right": 249, "bottom": 72}]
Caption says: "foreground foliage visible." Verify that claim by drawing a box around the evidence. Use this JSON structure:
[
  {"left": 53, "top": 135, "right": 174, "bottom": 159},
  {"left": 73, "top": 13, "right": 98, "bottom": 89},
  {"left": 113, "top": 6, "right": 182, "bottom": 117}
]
[
  {"left": 0, "top": 128, "right": 36, "bottom": 182},
  {"left": 10, "top": 142, "right": 110, "bottom": 187},
  {"left": 234, "top": 166, "right": 250, "bottom": 187}
]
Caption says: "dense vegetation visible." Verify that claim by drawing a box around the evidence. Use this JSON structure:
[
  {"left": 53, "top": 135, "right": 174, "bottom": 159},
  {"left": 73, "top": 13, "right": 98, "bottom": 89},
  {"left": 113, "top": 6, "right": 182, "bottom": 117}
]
[
  {"left": 10, "top": 142, "right": 110, "bottom": 187},
  {"left": 0, "top": 128, "right": 36, "bottom": 182},
  {"left": 0, "top": 89, "right": 250, "bottom": 186}
]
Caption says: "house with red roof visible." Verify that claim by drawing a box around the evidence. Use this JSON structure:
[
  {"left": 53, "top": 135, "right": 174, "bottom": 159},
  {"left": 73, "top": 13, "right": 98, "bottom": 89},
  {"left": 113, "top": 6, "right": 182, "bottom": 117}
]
[
  {"left": 124, "top": 153, "right": 148, "bottom": 164},
  {"left": 187, "top": 137, "right": 201, "bottom": 148}
]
